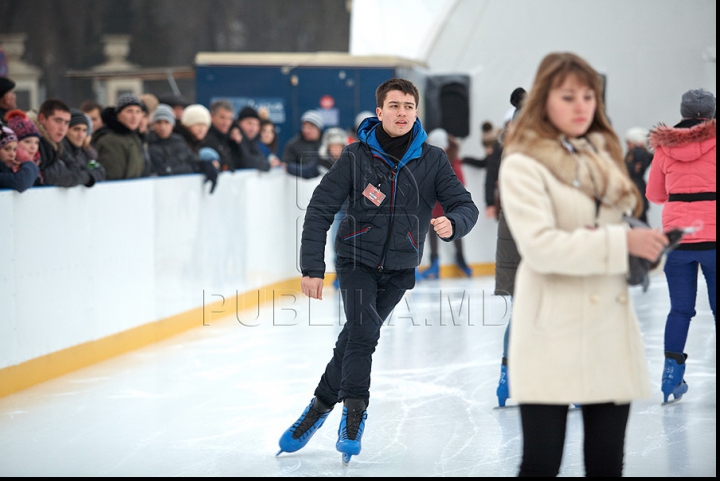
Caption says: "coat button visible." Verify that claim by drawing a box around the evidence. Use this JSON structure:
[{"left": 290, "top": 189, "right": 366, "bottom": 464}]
[
  {"left": 616, "top": 294, "right": 628, "bottom": 304},
  {"left": 590, "top": 294, "right": 600, "bottom": 303}
]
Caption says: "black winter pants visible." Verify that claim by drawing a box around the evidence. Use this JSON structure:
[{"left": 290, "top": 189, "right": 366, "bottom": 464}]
[
  {"left": 314, "top": 259, "right": 415, "bottom": 405},
  {"left": 518, "top": 403, "right": 631, "bottom": 477}
]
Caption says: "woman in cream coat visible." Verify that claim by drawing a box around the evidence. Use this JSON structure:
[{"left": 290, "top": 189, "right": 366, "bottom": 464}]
[{"left": 499, "top": 52, "right": 669, "bottom": 477}]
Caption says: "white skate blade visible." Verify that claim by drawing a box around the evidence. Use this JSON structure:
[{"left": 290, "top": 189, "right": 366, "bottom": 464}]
[{"left": 661, "top": 397, "right": 683, "bottom": 406}]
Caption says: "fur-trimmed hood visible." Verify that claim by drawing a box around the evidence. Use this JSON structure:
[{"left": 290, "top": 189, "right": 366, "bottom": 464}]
[
  {"left": 649, "top": 119, "right": 716, "bottom": 163},
  {"left": 34, "top": 119, "right": 63, "bottom": 154},
  {"left": 504, "top": 130, "right": 636, "bottom": 213}
]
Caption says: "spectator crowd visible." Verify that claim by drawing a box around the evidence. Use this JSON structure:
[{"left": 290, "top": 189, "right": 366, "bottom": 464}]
[{"left": 1, "top": 75, "right": 351, "bottom": 193}]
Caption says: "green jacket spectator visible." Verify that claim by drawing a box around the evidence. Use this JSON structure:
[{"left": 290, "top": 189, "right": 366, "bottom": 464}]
[{"left": 91, "top": 94, "right": 147, "bottom": 180}]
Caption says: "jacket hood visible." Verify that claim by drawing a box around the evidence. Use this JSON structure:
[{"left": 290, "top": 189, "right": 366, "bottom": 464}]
[
  {"left": 97, "top": 106, "right": 135, "bottom": 136},
  {"left": 649, "top": 119, "right": 716, "bottom": 162},
  {"left": 34, "top": 119, "right": 61, "bottom": 153},
  {"left": 357, "top": 117, "right": 427, "bottom": 168}
]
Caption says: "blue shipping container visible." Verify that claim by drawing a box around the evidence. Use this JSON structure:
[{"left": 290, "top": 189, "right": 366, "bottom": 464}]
[{"left": 194, "top": 52, "right": 426, "bottom": 154}]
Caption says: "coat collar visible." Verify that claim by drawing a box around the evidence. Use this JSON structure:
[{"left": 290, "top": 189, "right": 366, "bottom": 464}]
[
  {"left": 505, "top": 130, "right": 637, "bottom": 213},
  {"left": 357, "top": 117, "right": 427, "bottom": 169}
]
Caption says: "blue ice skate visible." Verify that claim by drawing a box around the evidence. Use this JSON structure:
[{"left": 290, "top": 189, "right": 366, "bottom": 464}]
[
  {"left": 277, "top": 397, "right": 333, "bottom": 456},
  {"left": 661, "top": 352, "right": 688, "bottom": 404},
  {"left": 496, "top": 360, "right": 509, "bottom": 408},
  {"left": 336, "top": 399, "right": 367, "bottom": 466},
  {"left": 456, "top": 253, "right": 472, "bottom": 277},
  {"left": 418, "top": 258, "right": 439, "bottom": 280}
]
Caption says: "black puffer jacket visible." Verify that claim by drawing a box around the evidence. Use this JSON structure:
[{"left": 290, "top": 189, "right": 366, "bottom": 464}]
[
  {"left": 300, "top": 118, "right": 478, "bottom": 277},
  {"left": 282, "top": 133, "right": 322, "bottom": 178},
  {"left": 235, "top": 133, "right": 271, "bottom": 171},
  {"left": 37, "top": 128, "right": 98, "bottom": 187},
  {"left": 202, "top": 124, "right": 235, "bottom": 170},
  {"left": 60, "top": 138, "right": 106, "bottom": 186},
  {"left": 147, "top": 131, "right": 199, "bottom": 175}
]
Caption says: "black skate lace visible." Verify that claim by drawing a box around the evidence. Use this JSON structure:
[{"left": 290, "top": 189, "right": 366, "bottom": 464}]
[
  {"left": 344, "top": 408, "right": 366, "bottom": 441},
  {"left": 292, "top": 403, "right": 325, "bottom": 440}
]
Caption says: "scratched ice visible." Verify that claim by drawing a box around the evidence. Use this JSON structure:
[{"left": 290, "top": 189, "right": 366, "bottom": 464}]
[{"left": 0, "top": 274, "right": 714, "bottom": 476}]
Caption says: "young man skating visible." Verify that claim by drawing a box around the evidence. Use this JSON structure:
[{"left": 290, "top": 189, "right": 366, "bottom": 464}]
[{"left": 277, "top": 78, "right": 479, "bottom": 464}]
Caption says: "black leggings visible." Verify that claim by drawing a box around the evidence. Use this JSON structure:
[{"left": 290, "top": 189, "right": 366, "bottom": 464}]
[{"left": 518, "top": 403, "right": 631, "bottom": 477}]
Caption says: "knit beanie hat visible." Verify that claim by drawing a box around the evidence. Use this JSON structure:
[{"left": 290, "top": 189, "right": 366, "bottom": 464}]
[
  {"left": 1, "top": 125, "right": 18, "bottom": 147},
  {"left": 323, "top": 127, "right": 348, "bottom": 146},
  {"left": 236, "top": 106, "right": 260, "bottom": 122},
  {"left": 625, "top": 127, "right": 649, "bottom": 145},
  {"left": 116, "top": 93, "right": 145, "bottom": 114},
  {"left": 152, "top": 104, "right": 176, "bottom": 126},
  {"left": 427, "top": 128, "right": 449, "bottom": 149},
  {"left": 181, "top": 104, "right": 211, "bottom": 127},
  {"left": 354, "top": 110, "right": 374, "bottom": 129},
  {"left": 0, "top": 77, "right": 15, "bottom": 98},
  {"left": 4, "top": 109, "right": 41, "bottom": 141},
  {"left": 69, "top": 109, "right": 90, "bottom": 129},
  {"left": 84, "top": 113, "right": 94, "bottom": 137},
  {"left": 301, "top": 110, "right": 324, "bottom": 130},
  {"left": 680, "top": 88, "right": 716, "bottom": 120}
]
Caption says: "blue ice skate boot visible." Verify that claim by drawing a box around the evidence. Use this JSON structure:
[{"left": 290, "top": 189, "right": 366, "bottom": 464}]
[
  {"left": 336, "top": 398, "right": 367, "bottom": 465},
  {"left": 455, "top": 253, "right": 472, "bottom": 277},
  {"left": 419, "top": 258, "right": 439, "bottom": 280},
  {"left": 661, "top": 352, "right": 688, "bottom": 404},
  {"left": 277, "top": 397, "right": 333, "bottom": 455},
  {"left": 496, "top": 358, "right": 509, "bottom": 408}
]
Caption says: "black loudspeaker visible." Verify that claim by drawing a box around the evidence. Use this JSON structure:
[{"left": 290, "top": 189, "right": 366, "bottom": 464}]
[{"left": 424, "top": 75, "right": 471, "bottom": 138}]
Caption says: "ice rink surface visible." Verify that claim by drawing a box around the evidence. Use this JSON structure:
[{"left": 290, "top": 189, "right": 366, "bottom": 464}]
[{"left": 0, "top": 273, "right": 715, "bottom": 476}]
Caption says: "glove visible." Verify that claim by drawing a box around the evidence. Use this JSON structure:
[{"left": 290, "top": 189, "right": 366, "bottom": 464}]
[{"left": 199, "top": 160, "right": 219, "bottom": 194}]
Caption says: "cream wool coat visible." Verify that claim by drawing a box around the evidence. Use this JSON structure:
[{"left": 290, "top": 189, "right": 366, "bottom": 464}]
[{"left": 499, "top": 132, "right": 652, "bottom": 404}]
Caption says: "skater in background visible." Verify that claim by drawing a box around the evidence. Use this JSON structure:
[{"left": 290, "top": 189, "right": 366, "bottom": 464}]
[
  {"left": 624, "top": 126, "right": 653, "bottom": 224},
  {"left": 646, "top": 88, "right": 716, "bottom": 404},
  {"left": 417, "top": 128, "right": 473, "bottom": 280},
  {"left": 500, "top": 52, "right": 668, "bottom": 477},
  {"left": 460, "top": 120, "right": 501, "bottom": 171},
  {"left": 277, "top": 78, "right": 478, "bottom": 464},
  {"left": 489, "top": 87, "right": 526, "bottom": 408}
]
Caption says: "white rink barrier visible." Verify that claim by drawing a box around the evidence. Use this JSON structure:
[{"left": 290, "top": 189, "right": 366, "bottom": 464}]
[{"left": 0, "top": 162, "right": 664, "bottom": 376}]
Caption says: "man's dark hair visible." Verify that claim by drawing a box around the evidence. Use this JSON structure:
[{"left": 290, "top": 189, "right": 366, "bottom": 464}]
[
  {"left": 375, "top": 78, "right": 419, "bottom": 108},
  {"left": 80, "top": 100, "right": 103, "bottom": 114},
  {"left": 209, "top": 100, "right": 234, "bottom": 115},
  {"left": 39, "top": 99, "right": 71, "bottom": 119}
]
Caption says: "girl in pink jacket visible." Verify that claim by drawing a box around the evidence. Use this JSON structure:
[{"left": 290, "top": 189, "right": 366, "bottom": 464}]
[{"left": 647, "top": 88, "right": 716, "bottom": 404}]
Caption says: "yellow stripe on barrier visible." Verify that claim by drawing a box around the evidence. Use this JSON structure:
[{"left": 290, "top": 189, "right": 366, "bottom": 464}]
[
  {"left": 0, "top": 264, "right": 494, "bottom": 399},
  {"left": 0, "top": 277, "right": 302, "bottom": 399}
]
